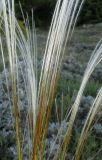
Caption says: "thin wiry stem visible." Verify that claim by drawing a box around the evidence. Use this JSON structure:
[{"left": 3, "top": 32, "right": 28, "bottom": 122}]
[
  {"left": 2, "top": 1, "right": 23, "bottom": 159},
  {"left": 32, "top": 0, "right": 84, "bottom": 159},
  {"left": 1, "top": 0, "right": 37, "bottom": 159},
  {"left": 55, "top": 40, "right": 102, "bottom": 160},
  {"left": 74, "top": 87, "right": 102, "bottom": 160}
]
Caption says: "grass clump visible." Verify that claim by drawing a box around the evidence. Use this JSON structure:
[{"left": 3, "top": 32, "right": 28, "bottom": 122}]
[{"left": 0, "top": 0, "right": 102, "bottom": 160}]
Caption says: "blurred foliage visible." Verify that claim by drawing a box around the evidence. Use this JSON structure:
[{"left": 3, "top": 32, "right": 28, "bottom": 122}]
[
  {"left": 15, "top": 0, "right": 102, "bottom": 28},
  {"left": 79, "top": 0, "right": 102, "bottom": 24},
  {"left": 15, "top": 0, "right": 56, "bottom": 28}
]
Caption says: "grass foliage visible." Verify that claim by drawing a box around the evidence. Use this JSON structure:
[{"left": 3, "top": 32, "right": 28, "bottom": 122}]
[{"left": 0, "top": 0, "right": 102, "bottom": 160}]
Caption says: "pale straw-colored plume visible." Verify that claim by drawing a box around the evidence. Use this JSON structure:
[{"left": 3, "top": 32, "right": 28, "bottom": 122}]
[
  {"left": 1, "top": 0, "right": 37, "bottom": 159},
  {"left": 0, "top": 0, "right": 102, "bottom": 160}
]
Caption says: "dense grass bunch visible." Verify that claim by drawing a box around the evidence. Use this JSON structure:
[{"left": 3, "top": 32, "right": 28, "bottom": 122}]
[{"left": 0, "top": 0, "right": 102, "bottom": 160}]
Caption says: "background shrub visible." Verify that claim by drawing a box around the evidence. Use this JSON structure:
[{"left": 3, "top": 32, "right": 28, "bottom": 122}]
[{"left": 15, "top": 0, "right": 102, "bottom": 27}]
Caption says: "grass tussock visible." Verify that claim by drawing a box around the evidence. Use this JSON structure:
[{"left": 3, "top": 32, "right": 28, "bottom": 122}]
[{"left": 0, "top": 0, "right": 102, "bottom": 160}]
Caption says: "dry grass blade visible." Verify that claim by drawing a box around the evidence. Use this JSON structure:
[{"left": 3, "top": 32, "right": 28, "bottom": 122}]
[
  {"left": 1, "top": 0, "right": 37, "bottom": 159},
  {"left": 74, "top": 87, "right": 102, "bottom": 160},
  {"left": 54, "top": 40, "right": 102, "bottom": 160},
  {"left": 32, "top": 0, "right": 85, "bottom": 159},
  {"left": 71, "top": 40, "right": 102, "bottom": 129},
  {"left": 2, "top": 1, "right": 23, "bottom": 159}
]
